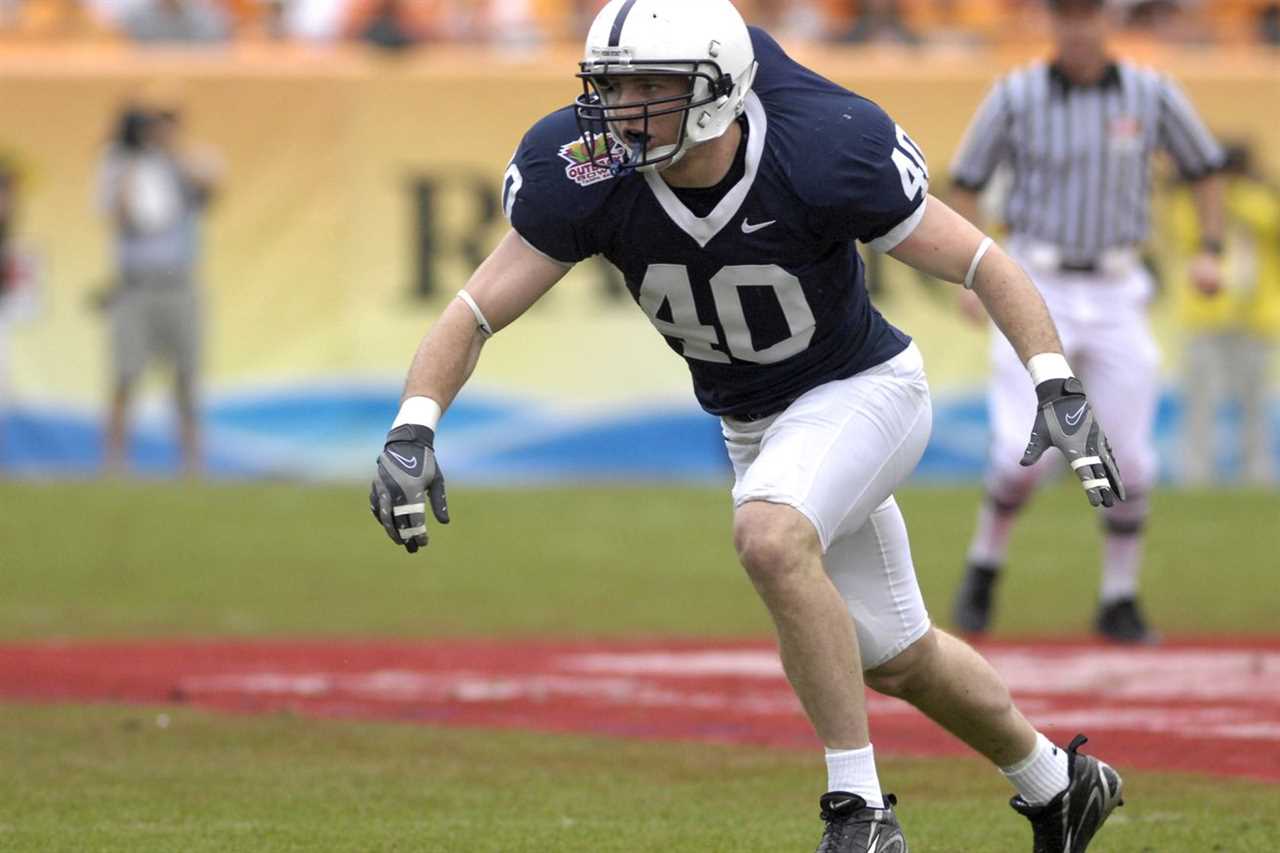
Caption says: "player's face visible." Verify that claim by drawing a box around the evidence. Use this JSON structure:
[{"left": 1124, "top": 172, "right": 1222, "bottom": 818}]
[
  {"left": 1051, "top": 6, "right": 1109, "bottom": 75},
  {"left": 597, "top": 74, "right": 693, "bottom": 152}
]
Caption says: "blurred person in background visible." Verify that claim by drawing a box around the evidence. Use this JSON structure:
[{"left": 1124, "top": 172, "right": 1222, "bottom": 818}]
[
  {"left": 98, "top": 101, "right": 222, "bottom": 476},
  {"left": 1261, "top": 2, "right": 1280, "bottom": 44},
  {"left": 1165, "top": 142, "right": 1280, "bottom": 486},
  {"left": 356, "top": 0, "right": 421, "bottom": 49},
  {"left": 485, "top": 0, "right": 544, "bottom": 48},
  {"left": 250, "top": 0, "right": 348, "bottom": 41},
  {"left": 2, "top": 0, "right": 117, "bottom": 39},
  {"left": 571, "top": 0, "right": 827, "bottom": 41},
  {"left": 371, "top": 1, "right": 1131, "bottom": 849},
  {"left": 838, "top": 0, "right": 920, "bottom": 44},
  {"left": 1114, "top": 0, "right": 1206, "bottom": 43},
  {"left": 0, "top": 158, "right": 42, "bottom": 469},
  {"left": 122, "top": 0, "right": 230, "bottom": 43},
  {"left": 948, "top": 0, "right": 1225, "bottom": 643},
  {"left": 345, "top": 0, "right": 447, "bottom": 44}
]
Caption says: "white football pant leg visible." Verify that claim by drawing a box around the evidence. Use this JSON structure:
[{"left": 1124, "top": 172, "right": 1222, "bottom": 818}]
[{"left": 723, "top": 343, "right": 934, "bottom": 669}]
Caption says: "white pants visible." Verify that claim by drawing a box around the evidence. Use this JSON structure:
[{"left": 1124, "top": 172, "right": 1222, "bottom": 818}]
[
  {"left": 986, "top": 246, "right": 1160, "bottom": 499},
  {"left": 722, "top": 343, "right": 934, "bottom": 669}
]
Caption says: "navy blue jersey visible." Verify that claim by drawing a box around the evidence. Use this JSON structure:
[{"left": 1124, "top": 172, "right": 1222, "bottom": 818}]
[{"left": 503, "top": 28, "right": 929, "bottom": 418}]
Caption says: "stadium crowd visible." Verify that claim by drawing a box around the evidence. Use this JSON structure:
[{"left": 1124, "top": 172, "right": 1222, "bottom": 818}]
[{"left": 1, "top": 0, "right": 1278, "bottom": 47}]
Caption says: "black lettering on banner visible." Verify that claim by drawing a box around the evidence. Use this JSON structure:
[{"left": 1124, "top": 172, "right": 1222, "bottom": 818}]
[{"left": 408, "top": 172, "right": 624, "bottom": 303}]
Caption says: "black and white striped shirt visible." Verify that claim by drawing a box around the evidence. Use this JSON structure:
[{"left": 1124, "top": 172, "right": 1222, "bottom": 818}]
[{"left": 949, "top": 61, "right": 1223, "bottom": 261}]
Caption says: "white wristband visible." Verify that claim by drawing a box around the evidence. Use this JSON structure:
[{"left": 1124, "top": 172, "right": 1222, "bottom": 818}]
[
  {"left": 964, "top": 236, "right": 994, "bottom": 290},
  {"left": 1026, "top": 353, "right": 1074, "bottom": 386},
  {"left": 392, "top": 396, "right": 442, "bottom": 431}
]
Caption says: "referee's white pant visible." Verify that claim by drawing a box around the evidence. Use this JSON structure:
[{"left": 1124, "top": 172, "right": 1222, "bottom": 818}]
[{"left": 984, "top": 243, "right": 1160, "bottom": 506}]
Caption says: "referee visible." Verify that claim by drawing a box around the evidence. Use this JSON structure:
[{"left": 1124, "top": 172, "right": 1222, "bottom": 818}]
[{"left": 948, "top": 0, "right": 1225, "bottom": 643}]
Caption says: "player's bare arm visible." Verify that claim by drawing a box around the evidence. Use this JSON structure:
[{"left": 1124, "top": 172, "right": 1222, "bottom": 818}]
[
  {"left": 889, "top": 194, "right": 1125, "bottom": 508},
  {"left": 370, "top": 230, "right": 571, "bottom": 553},
  {"left": 889, "top": 194, "right": 1060, "bottom": 361},
  {"left": 1188, "top": 172, "right": 1226, "bottom": 294},
  {"left": 944, "top": 186, "right": 993, "bottom": 324},
  {"left": 402, "top": 229, "right": 569, "bottom": 409}
]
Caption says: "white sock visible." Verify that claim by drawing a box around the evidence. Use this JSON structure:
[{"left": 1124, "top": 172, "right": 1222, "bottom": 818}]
[
  {"left": 966, "top": 500, "right": 1016, "bottom": 567},
  {"left": 825, "top": 744, "right": 884, "bottom": 808},
  {"left": 1100, "top": 497, "right": 1147, "bottom": 605},
  {"left": 1001, "top": 732, "right": 1070, "bottom": 805},
  {"left": 1100, "top": 534, "right": 1142, "bottom": 603}
]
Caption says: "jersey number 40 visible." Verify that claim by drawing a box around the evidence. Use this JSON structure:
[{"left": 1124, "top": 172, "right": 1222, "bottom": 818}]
[
  {"left": 638, "top": 264, "right": 815, "bottom": 365},
  {"left": 891, "top": 124, "right": 929, "bottom": 202}
]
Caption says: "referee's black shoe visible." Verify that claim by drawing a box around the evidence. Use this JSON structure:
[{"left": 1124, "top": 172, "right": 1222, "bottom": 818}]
[
  {"left": 1095, "top": 597, "right": 1159, "bottom": 644},
  {"left": 1011, "top": 734, "right": 1124, "bottom": 853},
  {"left": 815, "top": 792, "right": 907, "bottom": 853},
  {"left": 951, "top": 562, "right": 1001, "bottom": 634}
]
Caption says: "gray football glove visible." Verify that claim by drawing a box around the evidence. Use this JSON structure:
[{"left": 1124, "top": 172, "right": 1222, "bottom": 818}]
[
  {"left": 369, "top": 424, "right": 449, "bottom": 553},
  {"left": 1022, "top": 376, "right": 1126, "bottom": 508}
]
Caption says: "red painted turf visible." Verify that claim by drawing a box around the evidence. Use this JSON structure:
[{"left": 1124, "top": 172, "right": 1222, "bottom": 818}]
[{"left": 2, "top": 638, "right": 1278, "bottom": 783}]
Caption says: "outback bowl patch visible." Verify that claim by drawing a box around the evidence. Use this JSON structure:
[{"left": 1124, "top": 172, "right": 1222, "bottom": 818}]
[{"left": 558, "top": 134, "right": 621, "bottom": 187}]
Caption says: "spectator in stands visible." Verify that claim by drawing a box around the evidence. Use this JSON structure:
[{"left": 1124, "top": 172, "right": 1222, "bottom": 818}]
[
  {"left": 122, "top": 0, "right": 230, "bottom": 43},
  {"left": 1166, "top": 142, "right": 1280, "bottom": 485},
  {"left": 0, "top": 157, "right": 42, "bottom": 469},
  {"left": 837, "top": 0, "right": 920, "bottom": 45},
  {"left": 98, "top": 101, "right": 223, "bottom": 476},
  {"left": 357, "top": 0, "right": 421, "bottom": 49},
  {"left": 3, "top": 0, "right": 117, "bottom": 39},
  {"left": 275, "top": 0, "right": 349, "bottom": 41},
  {"left": 1261, "top": 2, "right": 1280, "bottom": 44},
  {"left": 486, "top": 0, "right": 545, "bottom": 48},
  {"left": 1115, "top": 0, "right": 1210, "bottom": 43}
]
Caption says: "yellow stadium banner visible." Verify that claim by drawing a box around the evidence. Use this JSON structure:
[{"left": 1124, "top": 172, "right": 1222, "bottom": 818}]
[{"left": 0, "top": 46, "right": 1276, "bottom": 480}]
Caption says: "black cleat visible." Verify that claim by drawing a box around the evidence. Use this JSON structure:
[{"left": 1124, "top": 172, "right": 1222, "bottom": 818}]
[
  {"left": 1095, "top": 597, "right": 1159, "bottom": 644},
  {"left": 952, "top": 562, "right": 1001, "bottom": 634},
  {"left": 815, "top": 792, "right": 908, "bottom": 853},
  {"left": 1011, "top": 734, "right": 1124, "bottom": 853}
]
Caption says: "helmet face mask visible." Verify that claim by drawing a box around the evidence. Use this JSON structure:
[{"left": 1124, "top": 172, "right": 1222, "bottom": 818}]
[
  {"left": 573, "top": 0, "right": 757, "bottom": 177},
  {"left": 574, "top": 61, "right": 732, "bottom": 176}
]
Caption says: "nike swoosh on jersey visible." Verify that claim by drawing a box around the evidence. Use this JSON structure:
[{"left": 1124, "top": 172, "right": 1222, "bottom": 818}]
[{"left": 740, "top": 218, "right": 776, "bottom": 234}]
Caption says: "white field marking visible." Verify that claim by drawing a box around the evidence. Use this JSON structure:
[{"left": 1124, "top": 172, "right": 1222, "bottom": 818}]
[
  {"left": 982, "top": 648, "right": 1280, "bottom": 701},
  {"left": 179, "top": 667, "right": 920, "bottom": 718},
  {"left": 174, "top": 645, "right": 1280, "bottom": 743},
  {"left": 561, "top": 648, "right": 1280, "bottom": 702},
  {"left": 181, "top": 670, "right": 806, "bottom": 715},
  {"left": 559, "top": 650, "right": 785, "bottom": 678}
]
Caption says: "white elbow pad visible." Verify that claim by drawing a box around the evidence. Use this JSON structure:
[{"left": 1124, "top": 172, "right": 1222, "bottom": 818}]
[{"left": 456, "top": 290, "right": 494, "bottom": 338}]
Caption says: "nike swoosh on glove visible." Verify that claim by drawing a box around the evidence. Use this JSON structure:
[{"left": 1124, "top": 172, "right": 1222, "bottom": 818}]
[
  {"left": 369, "top": 424, "right": 450, "bottom": 553},
  {"left": 1022, "top": 376, "right": 1127, "bottom": 508}
]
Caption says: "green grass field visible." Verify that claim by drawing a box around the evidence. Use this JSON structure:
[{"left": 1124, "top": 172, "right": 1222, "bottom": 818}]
[{"left": 2, "top": 481, "right": 1278, "bottom": 851}]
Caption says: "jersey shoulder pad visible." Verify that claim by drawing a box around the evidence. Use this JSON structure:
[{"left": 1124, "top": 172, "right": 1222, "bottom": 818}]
[
  {"left": 772, "top": 92, "right": 929, "bottom": 247},
  {"left": 503, "top": 107, "right": 621, "bottom": 264},
  {"left": 781, "top": 96, "right": 907, "bottom": 204}
]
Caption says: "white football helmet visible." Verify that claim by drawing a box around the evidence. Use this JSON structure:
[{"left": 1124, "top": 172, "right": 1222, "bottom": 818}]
[{"left": 574, "top": 0, "right": 758, "bottom": 175}]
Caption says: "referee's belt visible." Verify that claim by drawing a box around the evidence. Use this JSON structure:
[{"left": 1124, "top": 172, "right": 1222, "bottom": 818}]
[{"left": 1018, "top": 241, "right": 1140, "bottom": 278}]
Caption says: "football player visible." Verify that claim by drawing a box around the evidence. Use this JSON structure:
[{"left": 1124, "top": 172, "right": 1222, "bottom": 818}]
[{"left": 370, "top": 2, "right": 1125, "bottom": 850}]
